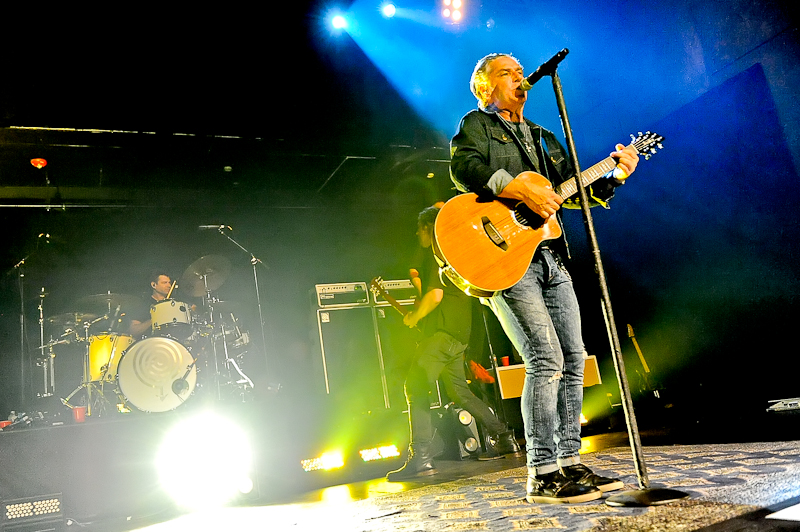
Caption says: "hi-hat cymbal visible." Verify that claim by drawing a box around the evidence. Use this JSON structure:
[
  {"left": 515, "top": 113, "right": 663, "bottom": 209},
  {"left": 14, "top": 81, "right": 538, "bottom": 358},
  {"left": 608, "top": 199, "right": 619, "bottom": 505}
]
[
  {"left": 76, "top": 293, "right": 141, "bottom": 312},
  {"left": 46, "top": 312, "right": 99, "bottom": 329},
  {"left": 180, "top": 255, "right": 231, "bottom": 296}
]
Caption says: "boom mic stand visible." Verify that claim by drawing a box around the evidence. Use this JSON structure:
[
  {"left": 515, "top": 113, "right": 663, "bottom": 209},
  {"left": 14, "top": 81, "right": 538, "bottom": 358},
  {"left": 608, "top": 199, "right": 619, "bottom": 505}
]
[
  {"left": 541, "top": 49, "right": 688, "bottom": 506},
  {"left": 210, "top": 226, "right": 272, "bottom": 380}
]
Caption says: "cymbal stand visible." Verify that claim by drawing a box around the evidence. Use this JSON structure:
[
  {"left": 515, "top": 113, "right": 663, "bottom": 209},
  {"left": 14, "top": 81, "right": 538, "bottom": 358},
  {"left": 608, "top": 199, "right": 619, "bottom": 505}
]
[
  {"left": 211, "top": 227, "right": 270, "bottom": 379},
  {"left": 200, "top": 275, "right": 222, "bottom": 401},
  {"left": 36, "top": 288, "right": 55, "bottom": 398}
]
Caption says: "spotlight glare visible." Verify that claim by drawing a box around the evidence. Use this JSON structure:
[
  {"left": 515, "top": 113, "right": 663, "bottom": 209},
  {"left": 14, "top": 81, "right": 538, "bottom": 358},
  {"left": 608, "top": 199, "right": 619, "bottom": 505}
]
[
  {"left": 381, "top": 3, "right": 396, "bottom": 18},
  {"left": 156, "top": 412, "right": 253, "bottom": 510},
  {"left": 452, "top": 0, "right": 462, "bottom": 8},
  {"left": 331, "top": 15, "right": 348, "bottom": 29},
  {"left": 452, "top": 9, "right": 462, "bottom": 21},
  {"left": 442, "top": 8, "right": 451, "bottom": 17}
]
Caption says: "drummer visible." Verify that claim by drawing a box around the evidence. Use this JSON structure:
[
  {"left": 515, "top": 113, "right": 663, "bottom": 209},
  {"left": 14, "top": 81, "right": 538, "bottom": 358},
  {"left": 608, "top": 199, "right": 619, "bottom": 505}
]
[{"left": 129, "top": 270, "right": 174, "bottom": 338}]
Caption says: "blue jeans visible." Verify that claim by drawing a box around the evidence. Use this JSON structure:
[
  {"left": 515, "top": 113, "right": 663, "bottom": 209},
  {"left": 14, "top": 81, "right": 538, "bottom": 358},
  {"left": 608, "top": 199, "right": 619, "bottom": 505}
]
[{"left": 486, "top": 248, "right": 585, "bottom": 475}]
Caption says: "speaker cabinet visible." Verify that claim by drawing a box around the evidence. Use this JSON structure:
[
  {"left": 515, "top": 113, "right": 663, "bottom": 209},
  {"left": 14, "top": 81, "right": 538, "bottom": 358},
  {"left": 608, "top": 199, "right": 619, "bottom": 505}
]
[
  {"left": 316, "top": 298, "right": 443, "bottom": 412},
  {"left": 316, "top": 306, "right": 387, "bottom": 413}
]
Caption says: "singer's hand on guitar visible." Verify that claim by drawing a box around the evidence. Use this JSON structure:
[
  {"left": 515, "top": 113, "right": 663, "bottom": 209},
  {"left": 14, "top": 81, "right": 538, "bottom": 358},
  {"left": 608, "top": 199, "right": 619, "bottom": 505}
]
[
  {"left": 500, "top": 171, "right": 564, "bottom": 219},
  {"left": 611, "top": 143, "right": 640, "bottom": 181}
]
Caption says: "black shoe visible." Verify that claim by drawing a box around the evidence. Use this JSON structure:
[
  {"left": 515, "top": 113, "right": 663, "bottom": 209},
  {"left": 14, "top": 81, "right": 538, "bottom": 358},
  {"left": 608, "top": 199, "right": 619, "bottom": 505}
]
[
  {"left": 491, "top": 430, "right": 521, "bottom": 455},
  {"left": 478, "top": 430, "right": 521, "bottom": 461},
  {"left": 561, "top": 463, "right": 624, "bottom": 492},
  {"left": 526, "top": 470, "right": 602, "bottom": 504},
  {"left": 386, "top": 444, "right": 437, "bottom": 481}
]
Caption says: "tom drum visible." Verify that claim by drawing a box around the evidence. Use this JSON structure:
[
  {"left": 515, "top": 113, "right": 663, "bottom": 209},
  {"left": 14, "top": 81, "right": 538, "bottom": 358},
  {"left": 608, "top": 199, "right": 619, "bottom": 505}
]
[{"left": 150, "top": 299, "right": 193, "bottom": 339}]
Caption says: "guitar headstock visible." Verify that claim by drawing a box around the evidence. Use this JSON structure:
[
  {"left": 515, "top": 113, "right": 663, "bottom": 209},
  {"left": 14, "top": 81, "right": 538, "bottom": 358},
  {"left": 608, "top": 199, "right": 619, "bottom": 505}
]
[
  {"left": 368, "top": 276, "right": 385, "bottom": 298},
  {"left": 630, "top": 131, "right": 664, "bottom": 160}
]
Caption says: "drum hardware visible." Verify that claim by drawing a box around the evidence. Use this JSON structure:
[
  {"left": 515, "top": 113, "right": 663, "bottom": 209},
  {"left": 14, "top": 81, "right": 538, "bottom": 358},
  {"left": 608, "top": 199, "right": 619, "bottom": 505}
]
[
  {"left": 212, "top": 312, "right": 255, "bottom": 398},
  {"left": 60, "top": 314, "right": 119, "bottom": 417},
  {"left": 35, "top": 287, "right": 55, "bottom": 398}
]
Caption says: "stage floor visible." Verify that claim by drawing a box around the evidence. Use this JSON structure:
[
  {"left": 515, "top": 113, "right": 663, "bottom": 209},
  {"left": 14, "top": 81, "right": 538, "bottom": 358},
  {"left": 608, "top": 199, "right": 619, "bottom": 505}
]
[
  {"left": 132, "top": 436, "right": 800, "bottom": 532},
  {"left": 2, "top": 400, "right": 800, "bottom": 532}
]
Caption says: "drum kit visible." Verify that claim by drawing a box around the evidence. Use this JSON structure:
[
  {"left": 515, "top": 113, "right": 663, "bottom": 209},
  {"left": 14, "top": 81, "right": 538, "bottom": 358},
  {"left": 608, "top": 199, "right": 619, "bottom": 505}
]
[{"left": 37, "top": 255, "right": 255, "bottom": 417}]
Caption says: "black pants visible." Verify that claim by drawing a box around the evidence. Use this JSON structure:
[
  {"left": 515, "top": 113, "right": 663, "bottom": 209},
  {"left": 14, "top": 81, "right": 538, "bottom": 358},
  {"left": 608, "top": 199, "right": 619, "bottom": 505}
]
[{"left": 404, "top": 331, "right": 507, "bottom": 443}]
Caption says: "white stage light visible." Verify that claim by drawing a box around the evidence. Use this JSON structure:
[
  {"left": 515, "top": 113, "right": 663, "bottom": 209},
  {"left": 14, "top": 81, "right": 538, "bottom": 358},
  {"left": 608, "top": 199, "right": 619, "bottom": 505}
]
[
  {"left": 382, "top": 3, "right": 396, "bottom": 18},
  {"left": 156, "top": 412, "right": 254, "bottom": 510}
]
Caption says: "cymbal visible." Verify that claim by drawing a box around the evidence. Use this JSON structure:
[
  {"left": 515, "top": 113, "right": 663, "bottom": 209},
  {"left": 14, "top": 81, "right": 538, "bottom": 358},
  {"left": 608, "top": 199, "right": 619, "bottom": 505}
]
[
  {"left": 76, "top": 292, "right": 141, "bottom": 312},
  {"left": 46, "top": 312, "right": 99, "bottom": 329},
  {"left": 180, "top": 255, "right": 231, "bottom": 296}
]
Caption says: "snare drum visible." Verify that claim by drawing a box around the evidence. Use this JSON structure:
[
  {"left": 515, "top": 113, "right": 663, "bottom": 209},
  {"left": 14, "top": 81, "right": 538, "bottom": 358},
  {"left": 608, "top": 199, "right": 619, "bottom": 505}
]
[
  {"left": 151, "top": 299, "right": 193, "bottom": 339},
  {"left": 117, "top": 336, "right": 196, "bottom": 412},
  {"left": 88, "top": 333, "right": 135, "bottom": 382}
]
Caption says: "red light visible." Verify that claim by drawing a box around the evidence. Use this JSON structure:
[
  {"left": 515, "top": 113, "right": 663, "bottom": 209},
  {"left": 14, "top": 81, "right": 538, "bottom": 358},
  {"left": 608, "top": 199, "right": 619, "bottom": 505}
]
[{"left": 31, "top": 158, "right": 48, "bottom": 169}]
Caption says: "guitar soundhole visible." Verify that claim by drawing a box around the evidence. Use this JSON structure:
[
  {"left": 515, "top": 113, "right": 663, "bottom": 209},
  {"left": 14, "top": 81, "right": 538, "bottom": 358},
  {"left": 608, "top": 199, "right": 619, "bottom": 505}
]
[{"left": 513, "top": 203, "right": 545, "bottom": 229}]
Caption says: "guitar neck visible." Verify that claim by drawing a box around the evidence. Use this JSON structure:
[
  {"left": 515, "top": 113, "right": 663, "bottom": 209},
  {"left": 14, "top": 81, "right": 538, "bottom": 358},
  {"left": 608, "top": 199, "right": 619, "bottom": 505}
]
[
  {"left": 383, "top": 293, "right": 406, "bottom": 315},
  {"left": 553, "top": 154, "right": 620, "bottom": 200}
]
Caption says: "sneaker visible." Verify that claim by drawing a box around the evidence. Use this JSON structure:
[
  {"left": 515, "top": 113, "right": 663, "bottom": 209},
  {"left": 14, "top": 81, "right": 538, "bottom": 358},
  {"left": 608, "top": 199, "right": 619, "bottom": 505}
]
[
  {"left": 526, "top": 470, "right": 602, "bottom": 504},
  {"left": 561, "top": 463, "right": 624, "bottom": 492}
]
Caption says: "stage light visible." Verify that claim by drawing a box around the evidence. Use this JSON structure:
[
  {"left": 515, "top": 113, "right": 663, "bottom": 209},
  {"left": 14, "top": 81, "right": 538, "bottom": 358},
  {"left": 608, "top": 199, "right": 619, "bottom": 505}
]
[
  {"left": 359, "top": 444, "right": 401, "bottom": 462},
  {"left": 331, "top": 14, "right": 348, "bottom": 29},
  {"left": 381, "top": 3, "right": 396, "bottom": 18},
  {"left": 30, "top": 158, "right": 47, "bottom": 169},
  {"left": 2, "top": 494, "right": 64, "bottom": 530},
  {"left": 301, "top": 450, "right": 345, "bottom": 472},
  {"left": 156, "top": 411, "right": 253, "bottom": 510},
  {"left": 441, "top": 0, "right": 463, "bottom": 22}
]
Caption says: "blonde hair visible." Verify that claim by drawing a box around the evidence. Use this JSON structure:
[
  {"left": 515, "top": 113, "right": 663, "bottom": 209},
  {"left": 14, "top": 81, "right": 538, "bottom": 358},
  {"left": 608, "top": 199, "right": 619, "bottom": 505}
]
[{"left": 469, "top": 53, "right": 522, "bottom": 109}]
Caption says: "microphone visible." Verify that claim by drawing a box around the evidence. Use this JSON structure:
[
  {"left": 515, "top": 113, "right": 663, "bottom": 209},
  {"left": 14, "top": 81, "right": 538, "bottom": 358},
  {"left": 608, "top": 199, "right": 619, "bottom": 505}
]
[
  {"left": 198, "top": 225, "right": 230, "bottom": 230},
  {"left": 519, "top": 48, "right": 569, "bottom": 91}
]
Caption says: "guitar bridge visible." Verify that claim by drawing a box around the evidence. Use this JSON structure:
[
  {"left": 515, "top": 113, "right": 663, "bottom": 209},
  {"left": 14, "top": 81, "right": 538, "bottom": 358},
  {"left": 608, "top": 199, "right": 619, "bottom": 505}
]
[{"left": 481, "top": 216, "right": 508, "bottom": 251}]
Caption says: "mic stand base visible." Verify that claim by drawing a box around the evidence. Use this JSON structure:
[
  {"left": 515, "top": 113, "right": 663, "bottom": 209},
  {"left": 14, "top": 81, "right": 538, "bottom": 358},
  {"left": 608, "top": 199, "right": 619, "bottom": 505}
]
[{"left": 606, "top": 487, "right": 690, "bottom": 507}]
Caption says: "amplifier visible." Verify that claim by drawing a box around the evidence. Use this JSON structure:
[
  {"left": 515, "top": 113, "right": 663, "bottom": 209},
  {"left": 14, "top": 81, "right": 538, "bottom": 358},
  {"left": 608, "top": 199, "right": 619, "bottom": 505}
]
[
  {"left": 315, "top": 282, "right": 370, "bottom": 308},
  {"left": 371, "top": 279, "right": 418, "bottom": 306}
]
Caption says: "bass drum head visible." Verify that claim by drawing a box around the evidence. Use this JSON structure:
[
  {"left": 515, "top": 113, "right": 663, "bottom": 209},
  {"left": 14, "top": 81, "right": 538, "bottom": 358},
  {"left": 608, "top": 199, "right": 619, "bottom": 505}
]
[{"left": 118, "top": 337, "right": 196, "bottom": 413}]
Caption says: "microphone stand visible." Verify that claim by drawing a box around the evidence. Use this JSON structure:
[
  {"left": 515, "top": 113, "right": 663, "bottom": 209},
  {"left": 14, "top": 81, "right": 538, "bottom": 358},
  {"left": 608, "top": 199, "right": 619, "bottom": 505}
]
[
  {"left": 212, "top": 227, "right": 272, "bottom": 380},
  {"left": 8, "top": 254, "right": 32, "bottom": 407},
  {"left": 542, "top": 55, "right": 688, "bottom": 506}
]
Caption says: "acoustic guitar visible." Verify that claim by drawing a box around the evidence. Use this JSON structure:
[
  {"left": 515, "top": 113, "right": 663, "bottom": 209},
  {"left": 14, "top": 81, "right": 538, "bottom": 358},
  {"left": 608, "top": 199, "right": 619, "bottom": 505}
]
[{"left": 433, "top": 132, "right": 664, "bottom": 297}]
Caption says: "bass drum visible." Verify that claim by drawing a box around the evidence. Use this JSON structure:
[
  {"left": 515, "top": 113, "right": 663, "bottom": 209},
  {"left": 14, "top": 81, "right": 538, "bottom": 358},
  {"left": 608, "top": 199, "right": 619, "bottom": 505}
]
[{"left": 117, "top": 337, "right": 196, "bottom": 412}]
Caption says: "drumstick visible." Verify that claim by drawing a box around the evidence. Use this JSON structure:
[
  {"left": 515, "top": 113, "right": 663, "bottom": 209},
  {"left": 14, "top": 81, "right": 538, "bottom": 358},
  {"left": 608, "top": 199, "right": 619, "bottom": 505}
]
[{"left": 166, "top": 280, "right": 178, "bottom": 299}]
